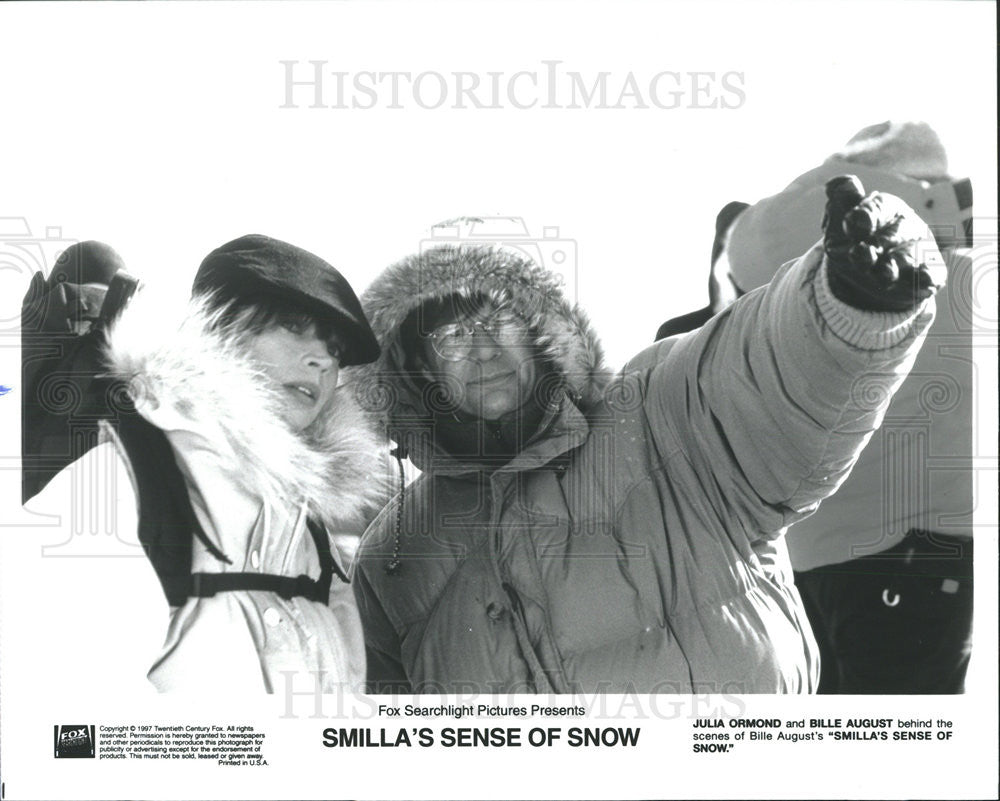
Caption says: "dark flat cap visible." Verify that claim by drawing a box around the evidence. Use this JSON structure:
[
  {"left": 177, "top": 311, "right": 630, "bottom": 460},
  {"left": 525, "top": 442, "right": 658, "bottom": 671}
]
[{"left": 193, "top": 234, "right": 379, "bottom": 366}]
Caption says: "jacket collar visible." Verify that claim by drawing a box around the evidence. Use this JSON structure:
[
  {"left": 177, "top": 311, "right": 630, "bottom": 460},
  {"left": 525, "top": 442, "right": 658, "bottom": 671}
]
[
  {"left": 402, "top": 389, "right": 589, "bottom": 477},
  {"left": 102, "top": 289, "right": 388, "bottom": 532}
]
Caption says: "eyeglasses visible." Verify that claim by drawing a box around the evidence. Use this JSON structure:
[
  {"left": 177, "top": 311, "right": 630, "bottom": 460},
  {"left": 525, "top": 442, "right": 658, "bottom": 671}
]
[{"left": 426, "top": 308, "right": 526, "bottom": 360}]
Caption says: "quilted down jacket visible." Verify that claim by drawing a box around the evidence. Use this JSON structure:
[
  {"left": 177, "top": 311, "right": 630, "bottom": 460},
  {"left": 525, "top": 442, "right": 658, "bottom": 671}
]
[{"left": 349, "top": 240, "right": 935, "bottom": 694}]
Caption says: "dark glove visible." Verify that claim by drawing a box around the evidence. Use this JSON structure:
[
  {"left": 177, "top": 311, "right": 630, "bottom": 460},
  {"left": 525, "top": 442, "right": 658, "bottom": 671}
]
[
  {"left": 21, "top": 272, "right": 109, "bottom": 335},
  {"left": 823, "top": 175, "right": 946, "bottom": 312}
]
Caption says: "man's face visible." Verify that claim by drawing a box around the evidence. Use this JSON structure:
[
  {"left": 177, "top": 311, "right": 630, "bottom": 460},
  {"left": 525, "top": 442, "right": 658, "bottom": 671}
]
[
  {"left": 418, "top": 304, "right": 537, "bottom": 421},
  {"left": 246, "top": 322, "right": 341, "bottom": 432}
]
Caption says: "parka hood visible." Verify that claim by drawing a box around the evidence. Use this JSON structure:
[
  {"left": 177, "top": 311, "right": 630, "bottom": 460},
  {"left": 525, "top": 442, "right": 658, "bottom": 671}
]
[
  {"left": 348, "top": 244, "right": 610, "bottom": 442},
  {"left": 102, "top": 288, "right": 389, "bottom": 533}
]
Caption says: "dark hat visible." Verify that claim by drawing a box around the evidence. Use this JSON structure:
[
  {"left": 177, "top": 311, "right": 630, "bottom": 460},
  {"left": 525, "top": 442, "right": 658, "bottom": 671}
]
[
  {"left": 193, "top": 234, "right": 380, "bottom": 366},
  {"left": 49, "top": 241, "right": 126, "bottom": 287}
]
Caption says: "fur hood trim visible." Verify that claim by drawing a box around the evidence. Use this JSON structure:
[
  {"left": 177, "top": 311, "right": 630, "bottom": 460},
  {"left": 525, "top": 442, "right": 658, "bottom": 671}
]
[
  {"left": 103, "top": 289, "right": 388, "bottom": 531},
  {"left": 348, "top": 244, "right": 609, "bottom": 427}
]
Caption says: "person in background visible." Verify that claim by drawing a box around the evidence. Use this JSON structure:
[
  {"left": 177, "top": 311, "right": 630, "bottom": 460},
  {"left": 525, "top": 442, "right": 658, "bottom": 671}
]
[
  {"left": 653, "top": 201, "right": 748, "bottom": 341},
  {"left": 348, "top": 177, "right": 946, "bottom": 695},
  {"left": 656, "top": 120, "right": 976, "bottom": 693}
]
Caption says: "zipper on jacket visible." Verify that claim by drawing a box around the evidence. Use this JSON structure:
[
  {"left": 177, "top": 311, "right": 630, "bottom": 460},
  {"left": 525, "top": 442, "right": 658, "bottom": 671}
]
[
  {"left": 488, "top": 475, "right": 561, "bottom": 693},
  {"left": 501, "top": 581, "right": 555, "bottom": 694},
  {"left": 487, "top": 477, "right": 548, "bottom": 692}
]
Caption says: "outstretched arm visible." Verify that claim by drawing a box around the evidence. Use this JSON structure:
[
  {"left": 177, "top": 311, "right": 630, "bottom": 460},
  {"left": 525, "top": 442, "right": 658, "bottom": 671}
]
[{"left": 631, "top": 176, "right": 946, "bottom": 540}]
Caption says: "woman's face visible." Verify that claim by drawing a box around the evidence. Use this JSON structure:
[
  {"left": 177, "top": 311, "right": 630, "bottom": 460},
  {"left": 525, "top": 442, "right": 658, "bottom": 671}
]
[{"left": 246, "top": 322, "right": 341, "bottom": 432}]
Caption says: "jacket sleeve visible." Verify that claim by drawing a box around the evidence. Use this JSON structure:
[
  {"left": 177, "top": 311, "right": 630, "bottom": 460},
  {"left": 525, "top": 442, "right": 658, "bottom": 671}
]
[
  {"left": 626, "top": 242, "right": 936, "bottom": 540},
  {"left": 352, "top": 560, "right": 413, "bottom": 694}
]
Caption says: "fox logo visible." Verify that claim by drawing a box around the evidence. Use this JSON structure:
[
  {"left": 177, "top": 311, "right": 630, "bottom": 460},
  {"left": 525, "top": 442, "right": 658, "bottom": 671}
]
[{"left": 54, "top": 725, "right": 95, "bottom": 758}]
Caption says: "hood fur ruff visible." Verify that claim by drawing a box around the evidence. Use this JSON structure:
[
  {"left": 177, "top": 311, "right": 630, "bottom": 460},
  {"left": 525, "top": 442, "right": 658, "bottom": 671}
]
[
  {"left": 103, "top": 289, "right": 388, "bottom": 532},
  {"left": 348, "top": 244, "right": 609, "bottom": 426}
]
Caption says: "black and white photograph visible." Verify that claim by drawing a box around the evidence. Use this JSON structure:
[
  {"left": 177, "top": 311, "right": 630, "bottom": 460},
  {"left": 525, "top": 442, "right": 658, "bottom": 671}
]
[{"left": 1, "top": 1, "right": 997, "bottom": 799}]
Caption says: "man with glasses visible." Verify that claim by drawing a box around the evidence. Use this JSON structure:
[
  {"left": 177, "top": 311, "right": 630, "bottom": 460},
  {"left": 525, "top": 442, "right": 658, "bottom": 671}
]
[
  {"left": 349, "top": 180, "right": 948, "bottom": 694},
  {"left": 410, "top": 301, "right": 543, "bottom": 450}
]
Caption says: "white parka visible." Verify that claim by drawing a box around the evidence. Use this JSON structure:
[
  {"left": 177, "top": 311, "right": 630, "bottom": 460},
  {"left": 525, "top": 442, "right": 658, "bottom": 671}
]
[{"left": 20, "top": 291, "right": 387, "bottom": 694}]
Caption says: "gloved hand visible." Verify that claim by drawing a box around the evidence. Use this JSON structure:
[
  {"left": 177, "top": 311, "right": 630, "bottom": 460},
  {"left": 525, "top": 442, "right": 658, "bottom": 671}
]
[
  {"left": 823, "top": 175, "right": 946, "bottom": 312},
  {"left": 22, "top": 272, "right": 110, "bottom": 335}
]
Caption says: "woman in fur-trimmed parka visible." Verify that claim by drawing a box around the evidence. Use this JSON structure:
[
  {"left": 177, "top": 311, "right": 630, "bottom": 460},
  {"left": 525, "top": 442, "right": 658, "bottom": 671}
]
[
  {"left": 350, "top": 181, "right": 946, "bottom": 694},
  {"left": 24, "top": 235, "right": 386, "bottom": 694}
]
